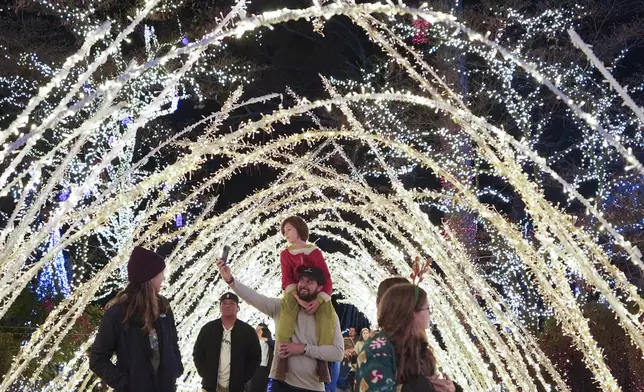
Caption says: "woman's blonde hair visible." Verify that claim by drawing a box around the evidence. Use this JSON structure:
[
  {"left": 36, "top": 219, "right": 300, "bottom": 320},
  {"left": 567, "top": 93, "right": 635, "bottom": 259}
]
[
  {"left": 378, "top": 284, "right": 436, "bottom": 383},
  {"left": 107, "top": 281, "right": 167, "bottom": 333}
]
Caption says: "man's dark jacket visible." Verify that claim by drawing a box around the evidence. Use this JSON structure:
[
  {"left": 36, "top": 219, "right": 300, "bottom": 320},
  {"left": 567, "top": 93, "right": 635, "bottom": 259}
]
[
  {"left": 89, "top": 297, "right": 184, "bottom": 392},
  {"left": 193, "top": 318, "right": 261, "bottom": 392}
]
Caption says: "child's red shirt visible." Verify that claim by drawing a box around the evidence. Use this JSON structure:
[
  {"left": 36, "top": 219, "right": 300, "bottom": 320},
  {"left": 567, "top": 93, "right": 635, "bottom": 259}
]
[{"left": 280, "top": 244, "right": 332, "bottom": 299}]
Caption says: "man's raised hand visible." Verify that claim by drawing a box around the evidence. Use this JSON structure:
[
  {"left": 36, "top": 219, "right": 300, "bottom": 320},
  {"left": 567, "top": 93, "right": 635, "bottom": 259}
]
[{"left": 216, "top": 258, "right": 233, "bottom": 284}]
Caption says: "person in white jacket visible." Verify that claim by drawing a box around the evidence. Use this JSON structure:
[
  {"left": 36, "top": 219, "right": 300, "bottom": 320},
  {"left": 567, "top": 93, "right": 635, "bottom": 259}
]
[{"left": 248, "top": 324, "right": 274, "bottom": 392}]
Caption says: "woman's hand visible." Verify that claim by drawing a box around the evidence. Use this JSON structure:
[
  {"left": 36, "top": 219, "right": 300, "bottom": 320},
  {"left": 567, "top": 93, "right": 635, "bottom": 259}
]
[{"left": 429, "top": 374, "right": 455, "bottom": 392}]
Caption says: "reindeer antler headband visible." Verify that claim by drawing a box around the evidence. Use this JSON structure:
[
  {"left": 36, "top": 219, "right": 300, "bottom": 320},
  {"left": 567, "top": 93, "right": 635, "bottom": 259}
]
[{"left": 410, "top": 256, "right": 432, "bottom": 305}]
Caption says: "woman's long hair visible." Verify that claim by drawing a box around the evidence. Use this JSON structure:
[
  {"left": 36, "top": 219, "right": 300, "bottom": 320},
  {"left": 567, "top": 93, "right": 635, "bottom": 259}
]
[
  {"left": 377, "top": 284, "right": 437, "bottom": 383},
  {"left": 107, "top": 281, "right": 166, "bottom": 333}
]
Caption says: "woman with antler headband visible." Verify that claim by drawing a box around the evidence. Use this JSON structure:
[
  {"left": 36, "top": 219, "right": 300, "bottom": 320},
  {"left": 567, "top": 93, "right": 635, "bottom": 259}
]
[{"left": 353, "top": 258, "right": 457, "bottom": 392}]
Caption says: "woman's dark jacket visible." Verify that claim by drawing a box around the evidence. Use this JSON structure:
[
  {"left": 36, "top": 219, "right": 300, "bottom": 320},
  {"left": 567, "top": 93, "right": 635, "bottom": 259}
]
[
  {"left": 193, "top": 318, "right": 261, "bottom": 392},
  {"left": 89, "top": 296, "right": 184, "bottom": 392}
]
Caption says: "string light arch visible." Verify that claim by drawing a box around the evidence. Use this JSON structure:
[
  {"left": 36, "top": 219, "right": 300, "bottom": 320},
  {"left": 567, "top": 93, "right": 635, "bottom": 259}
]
[{"left": 0, "top": 2, "right": 642, "bottom": 391}]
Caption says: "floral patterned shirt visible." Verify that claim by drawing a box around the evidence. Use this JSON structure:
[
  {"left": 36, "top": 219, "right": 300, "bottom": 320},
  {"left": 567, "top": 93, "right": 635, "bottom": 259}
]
[{"left": 354, "top": 331, "right": 397, "bottom": 392}]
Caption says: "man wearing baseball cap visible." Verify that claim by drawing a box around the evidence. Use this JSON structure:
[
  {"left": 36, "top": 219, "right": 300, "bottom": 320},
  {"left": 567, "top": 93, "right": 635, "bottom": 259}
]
[
  {"left": 193, "top": 291, "right": 261, "bottom": 392},
  {"left": 216, "top": 260, "right": 343, "bottom": 392}
]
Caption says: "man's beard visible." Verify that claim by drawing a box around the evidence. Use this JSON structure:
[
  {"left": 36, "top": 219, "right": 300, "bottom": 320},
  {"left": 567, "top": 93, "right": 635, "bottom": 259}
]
[{"left": 298, "top": 288, "right": 317, "bottom": 302}]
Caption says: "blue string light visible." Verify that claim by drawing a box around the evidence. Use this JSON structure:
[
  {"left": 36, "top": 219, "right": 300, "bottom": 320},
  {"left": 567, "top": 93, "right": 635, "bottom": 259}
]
[{"left": 35, "top": 226, "right": 71, "bottom": 300}]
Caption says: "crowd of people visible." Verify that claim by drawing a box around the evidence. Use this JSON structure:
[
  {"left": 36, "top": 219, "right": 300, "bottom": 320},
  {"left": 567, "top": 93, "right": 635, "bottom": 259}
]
[{"left": 89, "top": 216, "right": 459, "bottom": 392}]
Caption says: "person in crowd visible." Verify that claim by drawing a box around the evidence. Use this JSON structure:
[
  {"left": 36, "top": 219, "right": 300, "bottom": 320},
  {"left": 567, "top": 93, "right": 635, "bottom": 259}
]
[
  {"left": 193, "top": 292, "right": 261, "bottom": 392},
  {"left": 217, "top": 258, "right": 343, "bottom": 392},
  {"left": 354, "top": 328, "right": 370, "bottom": 356},
  {"left": 325, "top": 361, "right": 340, "bottom": 392},
  {"left": 277, "top": 216, "right": 335, "bottom": 381},
  {"left": 258, "top": 323, "right": 274, "bottom": 344},
  {"left": 376, "top": 277, "right": 410, "bottom": 308},
  {"left": 346, "top": 327, "right": 357, "bottom": 341},
  {"left": 366, "top": 276, "right": 410, "bottom": 338},
  {"left": 258, "top": 324, "right": 276, "bottom": 356},
  {"left": 90, "top": 246, "right": 183, "bottom": 392},
  {"left": 336, "top": 338, "right": 357, "bottom": 392},
  {"left": 248, "top": 324, "right": 275, "bottom": 392},
  {"left": 355, "top": 284, "right": 457, "bottom": 392}
]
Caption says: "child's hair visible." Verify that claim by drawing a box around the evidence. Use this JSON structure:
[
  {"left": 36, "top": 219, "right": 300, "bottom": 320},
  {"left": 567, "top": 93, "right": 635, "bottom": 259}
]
[
  {"left": 343, "top": 337, "right": 355, "bottom": 350},
  {"left": 281, "top": 216, "right": 309, "bottom": 242},
  {"left": 378, "top": 284, "right": 436, "bottom": 383},
  {"left": 376, "top": 276, "right": 410, "bottom": 306}
]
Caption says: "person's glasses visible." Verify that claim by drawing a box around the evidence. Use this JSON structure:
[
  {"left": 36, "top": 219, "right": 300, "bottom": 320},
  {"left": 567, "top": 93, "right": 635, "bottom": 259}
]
[{"left": 416, "top": 307, "right": 434, "bottom": 328}]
